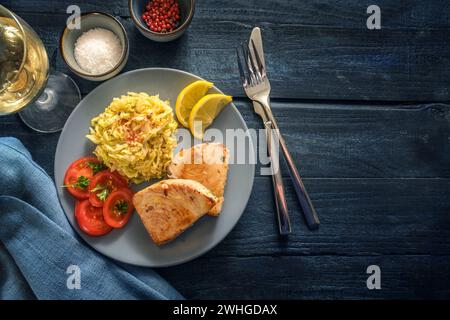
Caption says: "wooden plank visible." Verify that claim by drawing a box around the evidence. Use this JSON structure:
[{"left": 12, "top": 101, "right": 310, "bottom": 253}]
[
  {"left": 1, "top": 100, "right": 450, "bottom": 179},
  {"left": 2, "top": 0, "right": 129, "bottom": 16},
  {"left": 239, "top": 101, "right": 450, "bottom": 179},
  {"left": 210, "top": 176, "right": 450, "bottom": 257},
  {"left": 3, "top": 4, "right": 450, "bottom": 101},
  {"left": 157, "top": 255, "right": 450, "bottom": 299},
  {"left": 5, "top": 0, "right": 450, "bottom": 28}
]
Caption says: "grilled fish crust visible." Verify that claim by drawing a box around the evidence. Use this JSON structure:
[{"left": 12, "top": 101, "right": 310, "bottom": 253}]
[{"left": 133, "top": 179, "right": 218, "bottom": 245}]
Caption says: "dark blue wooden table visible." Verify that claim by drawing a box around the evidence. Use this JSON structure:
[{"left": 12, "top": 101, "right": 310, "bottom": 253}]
[{"left": 2, "top": 0, "right": 450, "bottom": 299}]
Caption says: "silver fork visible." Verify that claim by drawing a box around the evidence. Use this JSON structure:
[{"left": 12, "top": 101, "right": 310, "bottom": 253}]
[
  {"left": 237, "top": 43, "right": 291, "bottom": 235},
  {"left": 236, "top": 29, "right": 320, "bottom": 230}
]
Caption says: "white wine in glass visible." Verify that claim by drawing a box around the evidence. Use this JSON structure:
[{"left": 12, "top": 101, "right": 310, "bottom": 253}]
[{"left": 0, "top": 5, "right": 80, "bottom": 132}]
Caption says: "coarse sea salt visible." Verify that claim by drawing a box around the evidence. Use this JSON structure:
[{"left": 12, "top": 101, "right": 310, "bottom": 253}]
[{"left": 74, "top": 28, "right": 122, "bottom": 75}]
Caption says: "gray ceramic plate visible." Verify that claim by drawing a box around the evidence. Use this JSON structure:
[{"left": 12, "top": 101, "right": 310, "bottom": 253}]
[{"left": 55, "top": 68, "right": 255, "bottom": 267}]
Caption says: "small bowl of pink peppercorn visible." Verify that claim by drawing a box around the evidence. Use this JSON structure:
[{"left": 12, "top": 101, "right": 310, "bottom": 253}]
[{"left": 129, "top": 0, "right": 195, "bottom": 42}]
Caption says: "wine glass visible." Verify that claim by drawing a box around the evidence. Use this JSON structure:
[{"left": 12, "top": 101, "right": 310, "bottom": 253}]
[{"left": 0, "top": 4, "right": 80, "bottom": 133}]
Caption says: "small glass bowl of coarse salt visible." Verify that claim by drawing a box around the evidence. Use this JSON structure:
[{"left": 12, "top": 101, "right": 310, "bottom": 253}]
[{"left": 60, "top": 12, "right": 129, "bottom": 81}]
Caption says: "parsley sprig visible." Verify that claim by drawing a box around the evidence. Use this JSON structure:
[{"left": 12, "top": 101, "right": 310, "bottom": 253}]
[
  {"left": 115, "top": 200, "right": 129, "bottom": 215},
  {"left": 91, "top": 183, "right": 110, "bottom": 201},
  {"left": 87, "top": 162, "right": 107, "bottom": 175},
  {"left": 97, "top": 189, "right": 110, "bottom": 201},
  {"left": 63, "top": 176, "right": 90, "bottom": 190}
]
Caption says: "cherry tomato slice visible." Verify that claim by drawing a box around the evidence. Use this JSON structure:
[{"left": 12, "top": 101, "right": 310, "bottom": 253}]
[
  {"left": 110, "top": 170, "right": 129, "bottom": 187},
  {"left": 69, "top": 157, "right": 101, "bottom": 171},
  {"left": 75, "top": 200, "right": 112, "bottom": 236},
  {"left": 64, "top": 157, "right": 107, "bottom": 200},
  {"left": 88, "top": 171, "right": 128, "bottom": 207},
  {"left": 103, "top": 188, "right": 134, "bottom": 228},
  {"left": 64, "top": 166, "right": 93, "bottom": 200}
]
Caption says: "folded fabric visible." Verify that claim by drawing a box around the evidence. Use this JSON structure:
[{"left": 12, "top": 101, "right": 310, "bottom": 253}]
[{"left": 0, "top": 137, "right": 183, "bottom": 300}]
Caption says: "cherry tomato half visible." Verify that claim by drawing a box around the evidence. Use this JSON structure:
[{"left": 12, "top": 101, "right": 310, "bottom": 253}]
[
  {"left": 75, "top": 200, "right": 112, "bottom": 236},
  {"left": 103, "top": 188, "right": 134, "bottom": 228},
  {"left": 88, "top": 171, "right": 128, "bottom": 207}
]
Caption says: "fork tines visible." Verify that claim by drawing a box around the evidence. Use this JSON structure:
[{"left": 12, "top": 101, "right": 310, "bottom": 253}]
[
  {"left": 236, "top": 40, "right": 266, "bottom": 87},
  {"left": 236, "top": 46, "right": 248, "bottom": 86}
]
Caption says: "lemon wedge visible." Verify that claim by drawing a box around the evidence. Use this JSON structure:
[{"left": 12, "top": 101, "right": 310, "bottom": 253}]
[
  {"left": 189, "top": 94, "right": 233, "bottom": 140},
  {"left": 175, "top": 80, "right": 214, "bottom": 128}
]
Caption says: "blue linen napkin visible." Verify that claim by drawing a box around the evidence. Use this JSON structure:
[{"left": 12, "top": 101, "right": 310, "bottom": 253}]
[{"left": 0, "top": 137, "right": 183, "bottom": 300}]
